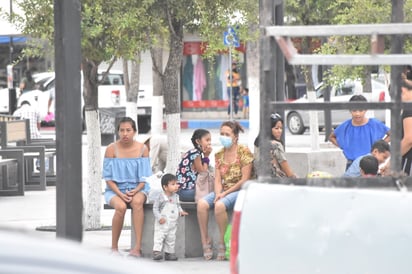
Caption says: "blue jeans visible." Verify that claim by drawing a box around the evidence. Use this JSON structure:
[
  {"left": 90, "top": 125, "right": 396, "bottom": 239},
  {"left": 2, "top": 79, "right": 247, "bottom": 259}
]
[
  {"left": 227, "top": 86, "right": 240, "bottom": 115},
  {"left": 177, "top": 188, "right": 195, "bottom": 202}
]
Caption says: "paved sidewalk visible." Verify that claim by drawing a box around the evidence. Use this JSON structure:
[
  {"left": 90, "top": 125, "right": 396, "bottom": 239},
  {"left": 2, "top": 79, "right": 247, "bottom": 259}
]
[{"left": 0, "top": 186, "right": 229, "bottom": 273}]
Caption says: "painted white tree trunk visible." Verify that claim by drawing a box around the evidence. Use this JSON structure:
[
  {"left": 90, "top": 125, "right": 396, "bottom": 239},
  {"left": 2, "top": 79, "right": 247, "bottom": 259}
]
[
  {"left": 84, "top": 110, "right": 102, "bottom": 229},
  {"left": 164, "top": 113, "right": 180, "bottom": 174},
  {"left": 126, "top": 101, "right": 138, "bottom": 131},
  {"left": 151, "top": 96, "right": 164, "bottom": 135},
  {"left": 307, "top": 91, "right": 320, "bottom": 151}
]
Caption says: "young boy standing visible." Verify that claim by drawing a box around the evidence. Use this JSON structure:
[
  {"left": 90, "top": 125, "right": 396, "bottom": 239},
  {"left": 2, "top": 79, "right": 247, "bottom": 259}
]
[
  {"left": 152, "top": 174, "right": 188, "bottom": 261},
  {"left": 329, "top": 94, "right": 390, "bottom": 170}
]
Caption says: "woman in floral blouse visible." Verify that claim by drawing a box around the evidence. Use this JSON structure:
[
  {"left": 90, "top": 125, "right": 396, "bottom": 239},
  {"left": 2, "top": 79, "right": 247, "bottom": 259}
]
[{"left": 197, "top": 120, "right": 253, "bottom": 261}]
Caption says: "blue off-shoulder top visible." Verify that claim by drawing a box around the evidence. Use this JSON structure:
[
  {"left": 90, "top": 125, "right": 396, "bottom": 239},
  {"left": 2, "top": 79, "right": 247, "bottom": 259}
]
[{"left": 103, "top": 157, "right": 152, "bottom": 192}]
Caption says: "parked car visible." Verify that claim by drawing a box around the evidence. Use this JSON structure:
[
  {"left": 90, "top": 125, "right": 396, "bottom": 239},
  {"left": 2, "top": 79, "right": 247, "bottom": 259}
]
[
  {"left": 0, "top": 72, "right": 54, "bottom": 115},
  {"left": 8, "top": 70, "right": 154, "bottom": 133},
  {"left": 285, "top": 78, "right": 390, "bottom": 135}
]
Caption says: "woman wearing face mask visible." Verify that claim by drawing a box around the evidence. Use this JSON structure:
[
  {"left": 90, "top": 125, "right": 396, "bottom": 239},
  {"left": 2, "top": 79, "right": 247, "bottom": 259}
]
[{"left": 197, "top": 120, "right": 254, "bottom": 261}]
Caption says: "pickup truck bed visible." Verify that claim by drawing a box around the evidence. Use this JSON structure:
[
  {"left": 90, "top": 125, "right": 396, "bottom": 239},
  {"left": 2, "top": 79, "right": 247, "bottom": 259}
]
[{"left": 231, "top": 179, "right": 412, "bottom": 274}]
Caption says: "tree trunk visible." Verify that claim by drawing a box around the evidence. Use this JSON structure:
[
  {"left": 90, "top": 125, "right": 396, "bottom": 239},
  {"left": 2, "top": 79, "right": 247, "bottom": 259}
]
[
  {"left": 163, "top": 20, "right": 183, "bottom": 173},
  {"left": 151, "top": 44, "right": 165, "bottom": 135},
  {"left": 129, "top": 53, "right": 141, "bottom": 127},
  {"left": 246, "top": 22, "right": 260, "bottom": 149},
  {"left": 123, "top": 59, "right": 130, "bottom": 96},
  {"left": 81, "top": 59, "right": 102, "bottom": 229},
  {"left": 363, "top": 69, "right": 375, "bottom": 120},
  {"left": 84, "top": 109, "right": 102, "bottom": 229},
  {"left": 82, "top": 60, "right": 99, "bottom": 111},
  {"left": 285, "top": 62, "right": 297, "bottom": 99}
]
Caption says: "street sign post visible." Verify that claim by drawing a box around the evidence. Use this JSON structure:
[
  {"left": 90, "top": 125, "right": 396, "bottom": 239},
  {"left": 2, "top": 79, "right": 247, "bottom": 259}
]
[{"left": 223, "top": 26, "right": 240, "bottom": 121}]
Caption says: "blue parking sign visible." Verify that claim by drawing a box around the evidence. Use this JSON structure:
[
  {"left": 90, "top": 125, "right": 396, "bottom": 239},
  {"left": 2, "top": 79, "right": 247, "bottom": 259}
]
[{"left": 223, "top": 26, "right": 240, "bottom": 47}]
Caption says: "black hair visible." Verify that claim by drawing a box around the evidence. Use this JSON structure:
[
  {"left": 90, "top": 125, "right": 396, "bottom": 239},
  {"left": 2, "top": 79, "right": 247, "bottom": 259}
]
[
  {"left": 116, "top": 117, "right": 137, "bottom": 132},
  {"left": 371, "top": 140, "right": 390, "bottom": 153},
  {"left": 348, "top": 94, "right": 367, "bottom": 111},
  {"left": 254, "top": 113, "right": 284, "bottom": 147},
  {"left": 161, "top": 173, "right": 177, "bottom": 190},
  {"left": 360, "top": 155, "right": 379, "bottom": 176},
  {"left": 349, "top": 94, "right": 367, "bottom": 102},
  {"left": 191, "top": 129, "right": 210, "bottom": 151}
]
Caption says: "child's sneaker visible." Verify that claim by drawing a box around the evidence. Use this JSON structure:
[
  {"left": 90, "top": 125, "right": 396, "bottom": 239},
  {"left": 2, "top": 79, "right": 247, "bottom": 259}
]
[
  {"left": 153, "top": 251, "right": 163, "bottom": 260},
  {"left": 164, "top": 252, "right": 178, "bottom": 261}
]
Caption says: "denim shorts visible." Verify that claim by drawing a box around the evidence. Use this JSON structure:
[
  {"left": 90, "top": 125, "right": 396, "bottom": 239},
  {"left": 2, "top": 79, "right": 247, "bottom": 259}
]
[
  {"left": 201, "top": 191, "right": 239, "bottom": 211},
  {"left": 177, "top": 188, "right": 195, "bottom": 202},
  {"left": 104, "top": 183, "right": 150, "bottom": 205}
]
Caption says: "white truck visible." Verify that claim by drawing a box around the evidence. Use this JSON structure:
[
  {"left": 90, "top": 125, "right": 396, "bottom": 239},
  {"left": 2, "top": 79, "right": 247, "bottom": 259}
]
[
  {"left": 230, "top": 179, "right": 412, "bottom": 274},
  {"left": 1, "top": 70, "right": 153, "bottom": 133}
]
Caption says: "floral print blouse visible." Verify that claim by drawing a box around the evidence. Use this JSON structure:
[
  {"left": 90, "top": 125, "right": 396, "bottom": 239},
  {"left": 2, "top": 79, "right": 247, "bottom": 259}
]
[{"left": 215, "top": 144, "right": 254, "bottom": 191}]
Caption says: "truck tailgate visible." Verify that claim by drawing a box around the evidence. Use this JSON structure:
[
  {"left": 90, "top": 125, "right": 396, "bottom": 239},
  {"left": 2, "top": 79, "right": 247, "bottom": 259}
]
[{"left": 238, "top": 183, "right": 412, "bottom": 274}]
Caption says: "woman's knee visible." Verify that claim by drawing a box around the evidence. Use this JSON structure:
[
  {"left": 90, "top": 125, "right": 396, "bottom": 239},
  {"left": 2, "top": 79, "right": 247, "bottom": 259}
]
[
  {"left": 113, "top": 204, "right": 127, "bottom": 216},
  {"left": 214, "top": 201, "right": 227, "bottom": 215},
  {"left": 130, "top": 193, "right": 145, "bottom": 210},
  {"left": 197, "top": 199, "right": 210, "bottom": 213}
]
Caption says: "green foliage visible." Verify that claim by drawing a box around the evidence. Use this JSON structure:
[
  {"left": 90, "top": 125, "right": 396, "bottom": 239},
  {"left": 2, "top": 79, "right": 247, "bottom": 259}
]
[
  {"left": 6, "top": 0, "right": 154, "bottom": 66},
  {"left": 286, "top": 0, "right": 337, "bottom": 25},
  {"left": 286, "top": 0, "right": 412, "bottom": 87},
  {"left": 166, "top": 0, "right": 259, "bottom": 60},
  {"left": 315, "top": 0, "right": 402, "bottom": 86}
]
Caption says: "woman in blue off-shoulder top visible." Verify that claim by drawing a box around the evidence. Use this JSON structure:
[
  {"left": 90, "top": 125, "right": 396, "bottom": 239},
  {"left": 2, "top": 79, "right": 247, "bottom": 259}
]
[{"left": 103, "top": 117, "right": 152, "bottom": 257}]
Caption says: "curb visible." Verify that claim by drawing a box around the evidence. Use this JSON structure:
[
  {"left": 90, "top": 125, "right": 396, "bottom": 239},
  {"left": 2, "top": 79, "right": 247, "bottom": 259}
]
[{"left": 163, "top": 120, "right": 249, "bottom": 129}]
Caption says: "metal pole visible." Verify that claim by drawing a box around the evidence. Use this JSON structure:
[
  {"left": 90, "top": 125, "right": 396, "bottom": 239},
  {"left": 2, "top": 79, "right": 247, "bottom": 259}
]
[
  {"left": 8, "top": 0, "right": 16, "bottom": 115},
  {"left": 274, "top": 2, "right": 285, "bottom": 144},
  {"left": 258, "top": 0, "right": 277, "bottom": 179},
  {"left": 54, "top": 0, "right": 83, "bottom": 242},
  {"left": 9, "top": 0, "right": 13, "bottom": 64},
  {"left": 229, "top": 47, "right": 234, "bottom": 120},
  {"left": 389, "top": 0, "right": 404, "bottom": 176}
]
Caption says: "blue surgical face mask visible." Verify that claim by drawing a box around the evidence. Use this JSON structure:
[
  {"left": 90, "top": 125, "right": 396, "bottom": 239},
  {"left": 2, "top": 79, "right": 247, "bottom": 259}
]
[{"left": 219, "top": 135, "right": 233, "bottom": 148}]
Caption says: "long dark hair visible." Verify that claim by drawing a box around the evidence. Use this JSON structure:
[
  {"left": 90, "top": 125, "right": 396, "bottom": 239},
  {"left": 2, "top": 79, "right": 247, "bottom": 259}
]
[
  {"left": 191, "top": 129, "right": 210, "bottom": 152},
  {"left": 254, "top": 113, "right": 284, "bottom": 147}
]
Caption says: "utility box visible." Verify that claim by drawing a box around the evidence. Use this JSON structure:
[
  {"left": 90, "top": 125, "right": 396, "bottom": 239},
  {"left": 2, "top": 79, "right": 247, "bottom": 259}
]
[{"left": 99, "top": 107, "right": 125, "bottom": 146}]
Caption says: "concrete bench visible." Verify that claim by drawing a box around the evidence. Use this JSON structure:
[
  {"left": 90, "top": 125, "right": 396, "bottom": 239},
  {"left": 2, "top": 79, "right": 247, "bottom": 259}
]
[
  {"left": 0, "top": 154, "right": 24, "bottom": 196},
  {"left": 0, "top": 119, "right": 56, "bottom": 190},
  {"left": 104, "top": 201, "right": 232, "bottom": 258}
]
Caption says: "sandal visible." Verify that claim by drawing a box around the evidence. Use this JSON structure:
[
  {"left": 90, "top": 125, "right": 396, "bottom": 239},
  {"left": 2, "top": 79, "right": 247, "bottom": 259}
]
[
  {"left": 128, "top": 249, "right": 142, "bottom": 258},
  {"left": 217, "top": 244, "right": 226, "bottom": 261},
  {"left": 202, "top": 241, "right": 213, "bottom": 261}
]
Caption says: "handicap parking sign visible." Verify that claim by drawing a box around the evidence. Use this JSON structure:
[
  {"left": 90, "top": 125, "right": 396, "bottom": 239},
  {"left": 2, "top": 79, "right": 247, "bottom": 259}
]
[{"left": 223, "top": 26, "right": 240, "bottom": 47}]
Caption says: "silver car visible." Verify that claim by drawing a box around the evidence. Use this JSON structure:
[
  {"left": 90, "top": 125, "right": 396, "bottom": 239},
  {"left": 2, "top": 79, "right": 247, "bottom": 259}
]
[{"left": 286, "top": 79, "right": 390, "bottom": 135}]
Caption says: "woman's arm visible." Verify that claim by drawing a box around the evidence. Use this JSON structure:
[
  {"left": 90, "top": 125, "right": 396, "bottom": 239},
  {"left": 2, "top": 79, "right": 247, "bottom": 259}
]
[
  {"left": 222, "top": 163, "right": 253, "bottom": 196},
  {"left": 401, "top": 117, "right": 412, "bottom": 156},
  {"left": 279, "top": 161, "right": 297, "bottom": 178},
  {"left": 104, "top": 144, "right": 129, "bottom": 200},
  {"left": 214, "top": 166, "right": 223, "bottom": 195}
]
